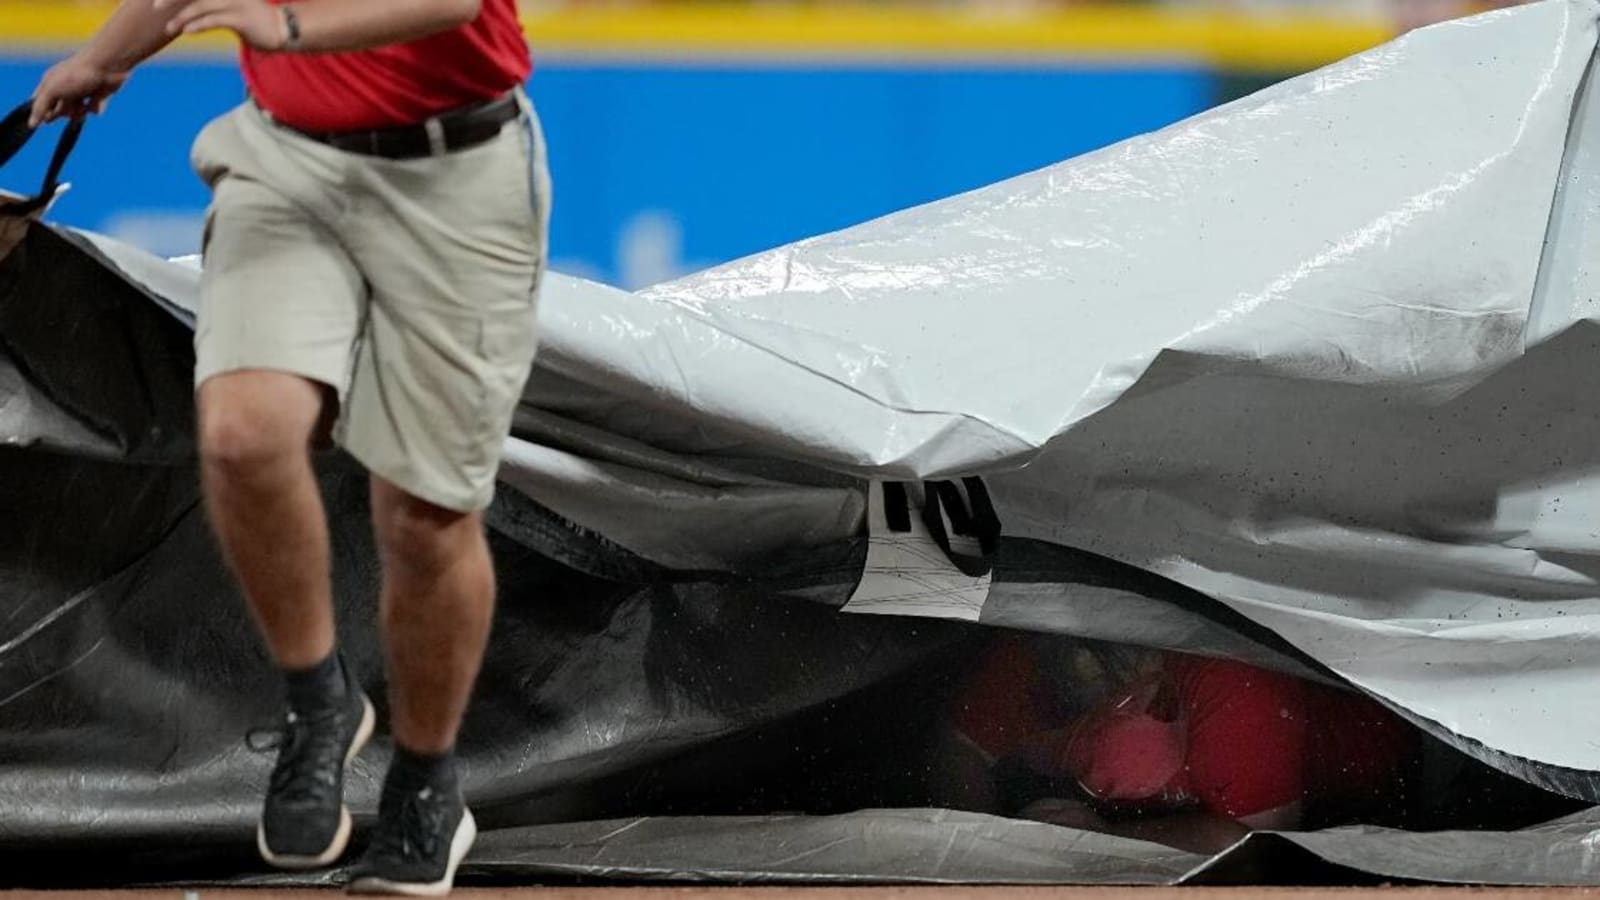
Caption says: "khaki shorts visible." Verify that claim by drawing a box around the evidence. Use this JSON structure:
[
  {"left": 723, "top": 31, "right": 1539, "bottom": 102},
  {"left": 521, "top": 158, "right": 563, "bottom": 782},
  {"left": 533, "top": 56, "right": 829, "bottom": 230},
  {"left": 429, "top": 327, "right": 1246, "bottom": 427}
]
[{"left": 191, "top": 93, "right": 550, "bottom": 512}]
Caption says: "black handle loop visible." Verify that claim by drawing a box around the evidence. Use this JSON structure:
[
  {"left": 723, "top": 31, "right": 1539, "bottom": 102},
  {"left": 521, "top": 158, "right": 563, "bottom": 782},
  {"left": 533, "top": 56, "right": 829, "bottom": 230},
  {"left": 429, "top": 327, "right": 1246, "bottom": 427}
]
[
  {"left": 883, "top": 477, "right": 1002, "bottom": 578},
  {"left": 0, "top": 101, "right": 85, "bottom": 217},
  {"left": 919, "top": 477, "right": 1001, "bottom": 578}
]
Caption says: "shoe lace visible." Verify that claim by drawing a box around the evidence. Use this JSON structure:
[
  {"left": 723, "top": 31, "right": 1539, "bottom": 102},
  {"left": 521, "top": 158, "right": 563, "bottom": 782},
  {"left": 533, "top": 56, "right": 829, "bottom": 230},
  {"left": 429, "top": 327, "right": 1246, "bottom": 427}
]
[
  {"left": 372, "top": 786, "right": 448, "bottom": 862},
  {"left": 246, "top": 708, "right": 348, "bottom": 805}
]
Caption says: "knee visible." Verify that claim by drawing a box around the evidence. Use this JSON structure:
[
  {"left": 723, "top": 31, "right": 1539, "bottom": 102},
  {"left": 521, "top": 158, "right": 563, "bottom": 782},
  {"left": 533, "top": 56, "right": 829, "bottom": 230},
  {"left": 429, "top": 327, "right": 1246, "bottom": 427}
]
[
  {"left": 376, "top": 494, "right": 472, "bottom": 571},
  {"left": 199, "top": 395, "right": 308, "bottom": 476}
]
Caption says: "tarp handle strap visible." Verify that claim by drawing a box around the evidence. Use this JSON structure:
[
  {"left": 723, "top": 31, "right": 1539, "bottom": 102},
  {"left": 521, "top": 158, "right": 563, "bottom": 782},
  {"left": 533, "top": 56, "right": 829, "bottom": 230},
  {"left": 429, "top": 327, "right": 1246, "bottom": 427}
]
[
  {"left": 924, "top": 477, "right": 1001, "bottom": 577},
  {"left": 882, "top": 481, "right": 912, "bottom": 534},
  {"left": 0, "top": 100, "right": 85, "bottom": 217},
  {"left": 884, "top": 478, "right": 1002, "bottom": 578}
]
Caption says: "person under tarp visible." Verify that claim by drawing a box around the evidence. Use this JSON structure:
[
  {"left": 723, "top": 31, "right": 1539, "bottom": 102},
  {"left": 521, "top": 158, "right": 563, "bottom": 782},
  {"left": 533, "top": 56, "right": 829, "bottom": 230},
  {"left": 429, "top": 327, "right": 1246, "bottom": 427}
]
[{"left": 936, "top": 633, "right": 1423, "bottom": 853}]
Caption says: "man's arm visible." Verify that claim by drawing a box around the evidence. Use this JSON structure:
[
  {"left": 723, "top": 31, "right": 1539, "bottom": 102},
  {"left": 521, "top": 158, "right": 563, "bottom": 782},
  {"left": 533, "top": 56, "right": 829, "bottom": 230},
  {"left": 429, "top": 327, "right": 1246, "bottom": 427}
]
[
  {"left": 1097, "top": 802, "right": 1298, "bottom": 854},
  {"left": 34, "top": 0, "right": 486, "bottom": 126},
  {"left": 158, "top": 0, "right": 483, "bottom": 56},
  {"left": 1100, "top": 812, "right": 1250, "bottom": 856},
  {"left": 30, "top": 0, "right": 177, "bottom": 126},
  {"left": 927, "top": 726, "right": 1003, "bottom": 814},
  {"left": 81, "top": 0, "right": 182, "bottom": 74}
]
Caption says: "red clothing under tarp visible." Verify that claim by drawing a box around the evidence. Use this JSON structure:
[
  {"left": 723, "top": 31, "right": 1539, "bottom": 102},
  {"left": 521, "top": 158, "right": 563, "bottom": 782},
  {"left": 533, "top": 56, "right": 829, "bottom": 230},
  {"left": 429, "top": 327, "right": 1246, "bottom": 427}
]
[{"left": 953, "top": 636, "right": 1418, "bottom": 821}]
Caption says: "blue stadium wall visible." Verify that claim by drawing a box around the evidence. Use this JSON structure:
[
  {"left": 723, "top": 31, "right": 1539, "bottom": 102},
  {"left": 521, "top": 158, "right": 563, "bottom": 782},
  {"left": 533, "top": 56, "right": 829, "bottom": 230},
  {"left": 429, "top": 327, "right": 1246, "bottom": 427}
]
[{"left": 0, "top": 8, "right": 1386, "bottom": 287}]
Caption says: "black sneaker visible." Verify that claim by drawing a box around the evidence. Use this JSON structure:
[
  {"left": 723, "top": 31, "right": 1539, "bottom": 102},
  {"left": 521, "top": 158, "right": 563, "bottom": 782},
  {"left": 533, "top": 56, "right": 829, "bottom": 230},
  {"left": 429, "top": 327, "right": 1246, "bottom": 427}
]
[
  {"left": 347, "top": 779, "right": 477, "bottom": 896},
  {"left": 248, "top": 682, "right": 376, "bottom": 869}
]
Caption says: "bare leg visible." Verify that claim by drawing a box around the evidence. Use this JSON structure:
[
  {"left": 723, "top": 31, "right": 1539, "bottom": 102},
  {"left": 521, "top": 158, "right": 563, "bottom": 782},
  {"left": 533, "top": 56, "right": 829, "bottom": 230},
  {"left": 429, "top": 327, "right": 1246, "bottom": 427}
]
[
  {"left": 370, "top": 477, "right": 495, "bottom": 754},
  {"left": 351, "top": 482, "right": 489, "bottom": 889},
  {"left": 204, "top": 371, "right": 375, "bottom": 869},
  {"left": 198, "top": 371, "right": 334, "bottom": 669}
]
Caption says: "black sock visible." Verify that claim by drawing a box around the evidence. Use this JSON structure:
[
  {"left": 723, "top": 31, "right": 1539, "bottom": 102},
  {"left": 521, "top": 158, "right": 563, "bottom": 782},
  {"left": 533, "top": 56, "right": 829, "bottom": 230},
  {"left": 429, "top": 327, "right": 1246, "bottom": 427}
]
[
  {"left": 389, "top": 744, "right": 456, "bottom": 793},
  {"left": 283, "top": 652, "right": 347, "bottom": 714}
]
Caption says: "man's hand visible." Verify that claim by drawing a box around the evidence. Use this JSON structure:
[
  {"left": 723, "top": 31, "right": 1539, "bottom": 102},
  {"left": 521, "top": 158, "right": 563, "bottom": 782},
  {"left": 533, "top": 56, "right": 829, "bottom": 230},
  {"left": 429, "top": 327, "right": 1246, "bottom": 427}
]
[
  {"left": 1018, "top": 798, "right": 1109, "bottom": 832},
  {"left": 29, "top": 54, "right": 130, "bottom": 127},
  {"left": 155, "top": 0, "right": 285, "bottom": 50}
]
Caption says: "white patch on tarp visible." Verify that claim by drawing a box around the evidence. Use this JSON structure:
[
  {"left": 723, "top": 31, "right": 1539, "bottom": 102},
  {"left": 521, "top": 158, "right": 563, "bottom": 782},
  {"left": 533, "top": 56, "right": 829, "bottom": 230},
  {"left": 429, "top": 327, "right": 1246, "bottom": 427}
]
[{"left": 843, "top": 481, "right": 993, "bottom": 621}]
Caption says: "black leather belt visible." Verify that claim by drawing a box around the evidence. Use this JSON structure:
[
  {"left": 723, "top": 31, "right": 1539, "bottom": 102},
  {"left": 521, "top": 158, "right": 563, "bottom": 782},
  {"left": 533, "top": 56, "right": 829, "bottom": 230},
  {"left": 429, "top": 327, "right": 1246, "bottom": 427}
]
[{"left": 278, "top": 93, "right": 521, "bottom": 160}]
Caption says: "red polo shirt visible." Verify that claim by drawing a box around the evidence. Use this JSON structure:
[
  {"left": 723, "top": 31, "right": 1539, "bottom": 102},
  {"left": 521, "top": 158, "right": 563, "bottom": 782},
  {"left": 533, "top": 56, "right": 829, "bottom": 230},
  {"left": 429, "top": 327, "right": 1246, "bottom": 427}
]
[{"left": 241, "top": 0, "right": 532, "bottom": 133}]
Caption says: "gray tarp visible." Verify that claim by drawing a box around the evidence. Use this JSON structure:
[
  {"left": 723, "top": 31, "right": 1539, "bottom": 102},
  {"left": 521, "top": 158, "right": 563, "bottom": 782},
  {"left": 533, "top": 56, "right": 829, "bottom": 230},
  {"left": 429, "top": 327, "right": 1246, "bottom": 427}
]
[{"left": 10, "top": 0, "right": 1600, "bottom": 886}]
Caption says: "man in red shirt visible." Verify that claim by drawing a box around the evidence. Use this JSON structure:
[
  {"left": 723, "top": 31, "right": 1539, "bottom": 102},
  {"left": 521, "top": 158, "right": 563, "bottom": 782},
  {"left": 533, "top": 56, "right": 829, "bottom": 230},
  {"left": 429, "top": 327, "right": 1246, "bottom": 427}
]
[
  {"left": 942, "top": 634, "right": 1420, "bottom": 854},
  {"left": 31, "top": 0, "right": 548, "bottom": 892}
]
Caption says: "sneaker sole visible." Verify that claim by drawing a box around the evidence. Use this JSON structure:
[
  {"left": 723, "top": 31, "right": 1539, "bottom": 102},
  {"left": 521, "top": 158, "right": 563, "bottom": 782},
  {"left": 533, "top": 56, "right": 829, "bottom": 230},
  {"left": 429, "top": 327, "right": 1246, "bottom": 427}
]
[
  {"left": 258, "top": 693, "right": 377, "bottom": 870},
  {"left": 346, "top": 807, "right": 477, "bottom": 897}
]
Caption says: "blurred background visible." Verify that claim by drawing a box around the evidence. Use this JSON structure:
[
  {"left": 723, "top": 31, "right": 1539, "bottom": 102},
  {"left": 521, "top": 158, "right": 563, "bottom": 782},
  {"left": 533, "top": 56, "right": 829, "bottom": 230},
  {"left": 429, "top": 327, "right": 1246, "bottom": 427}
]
[{"left": 0, "top": 0, "right": 1528, "bottom": 288}]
